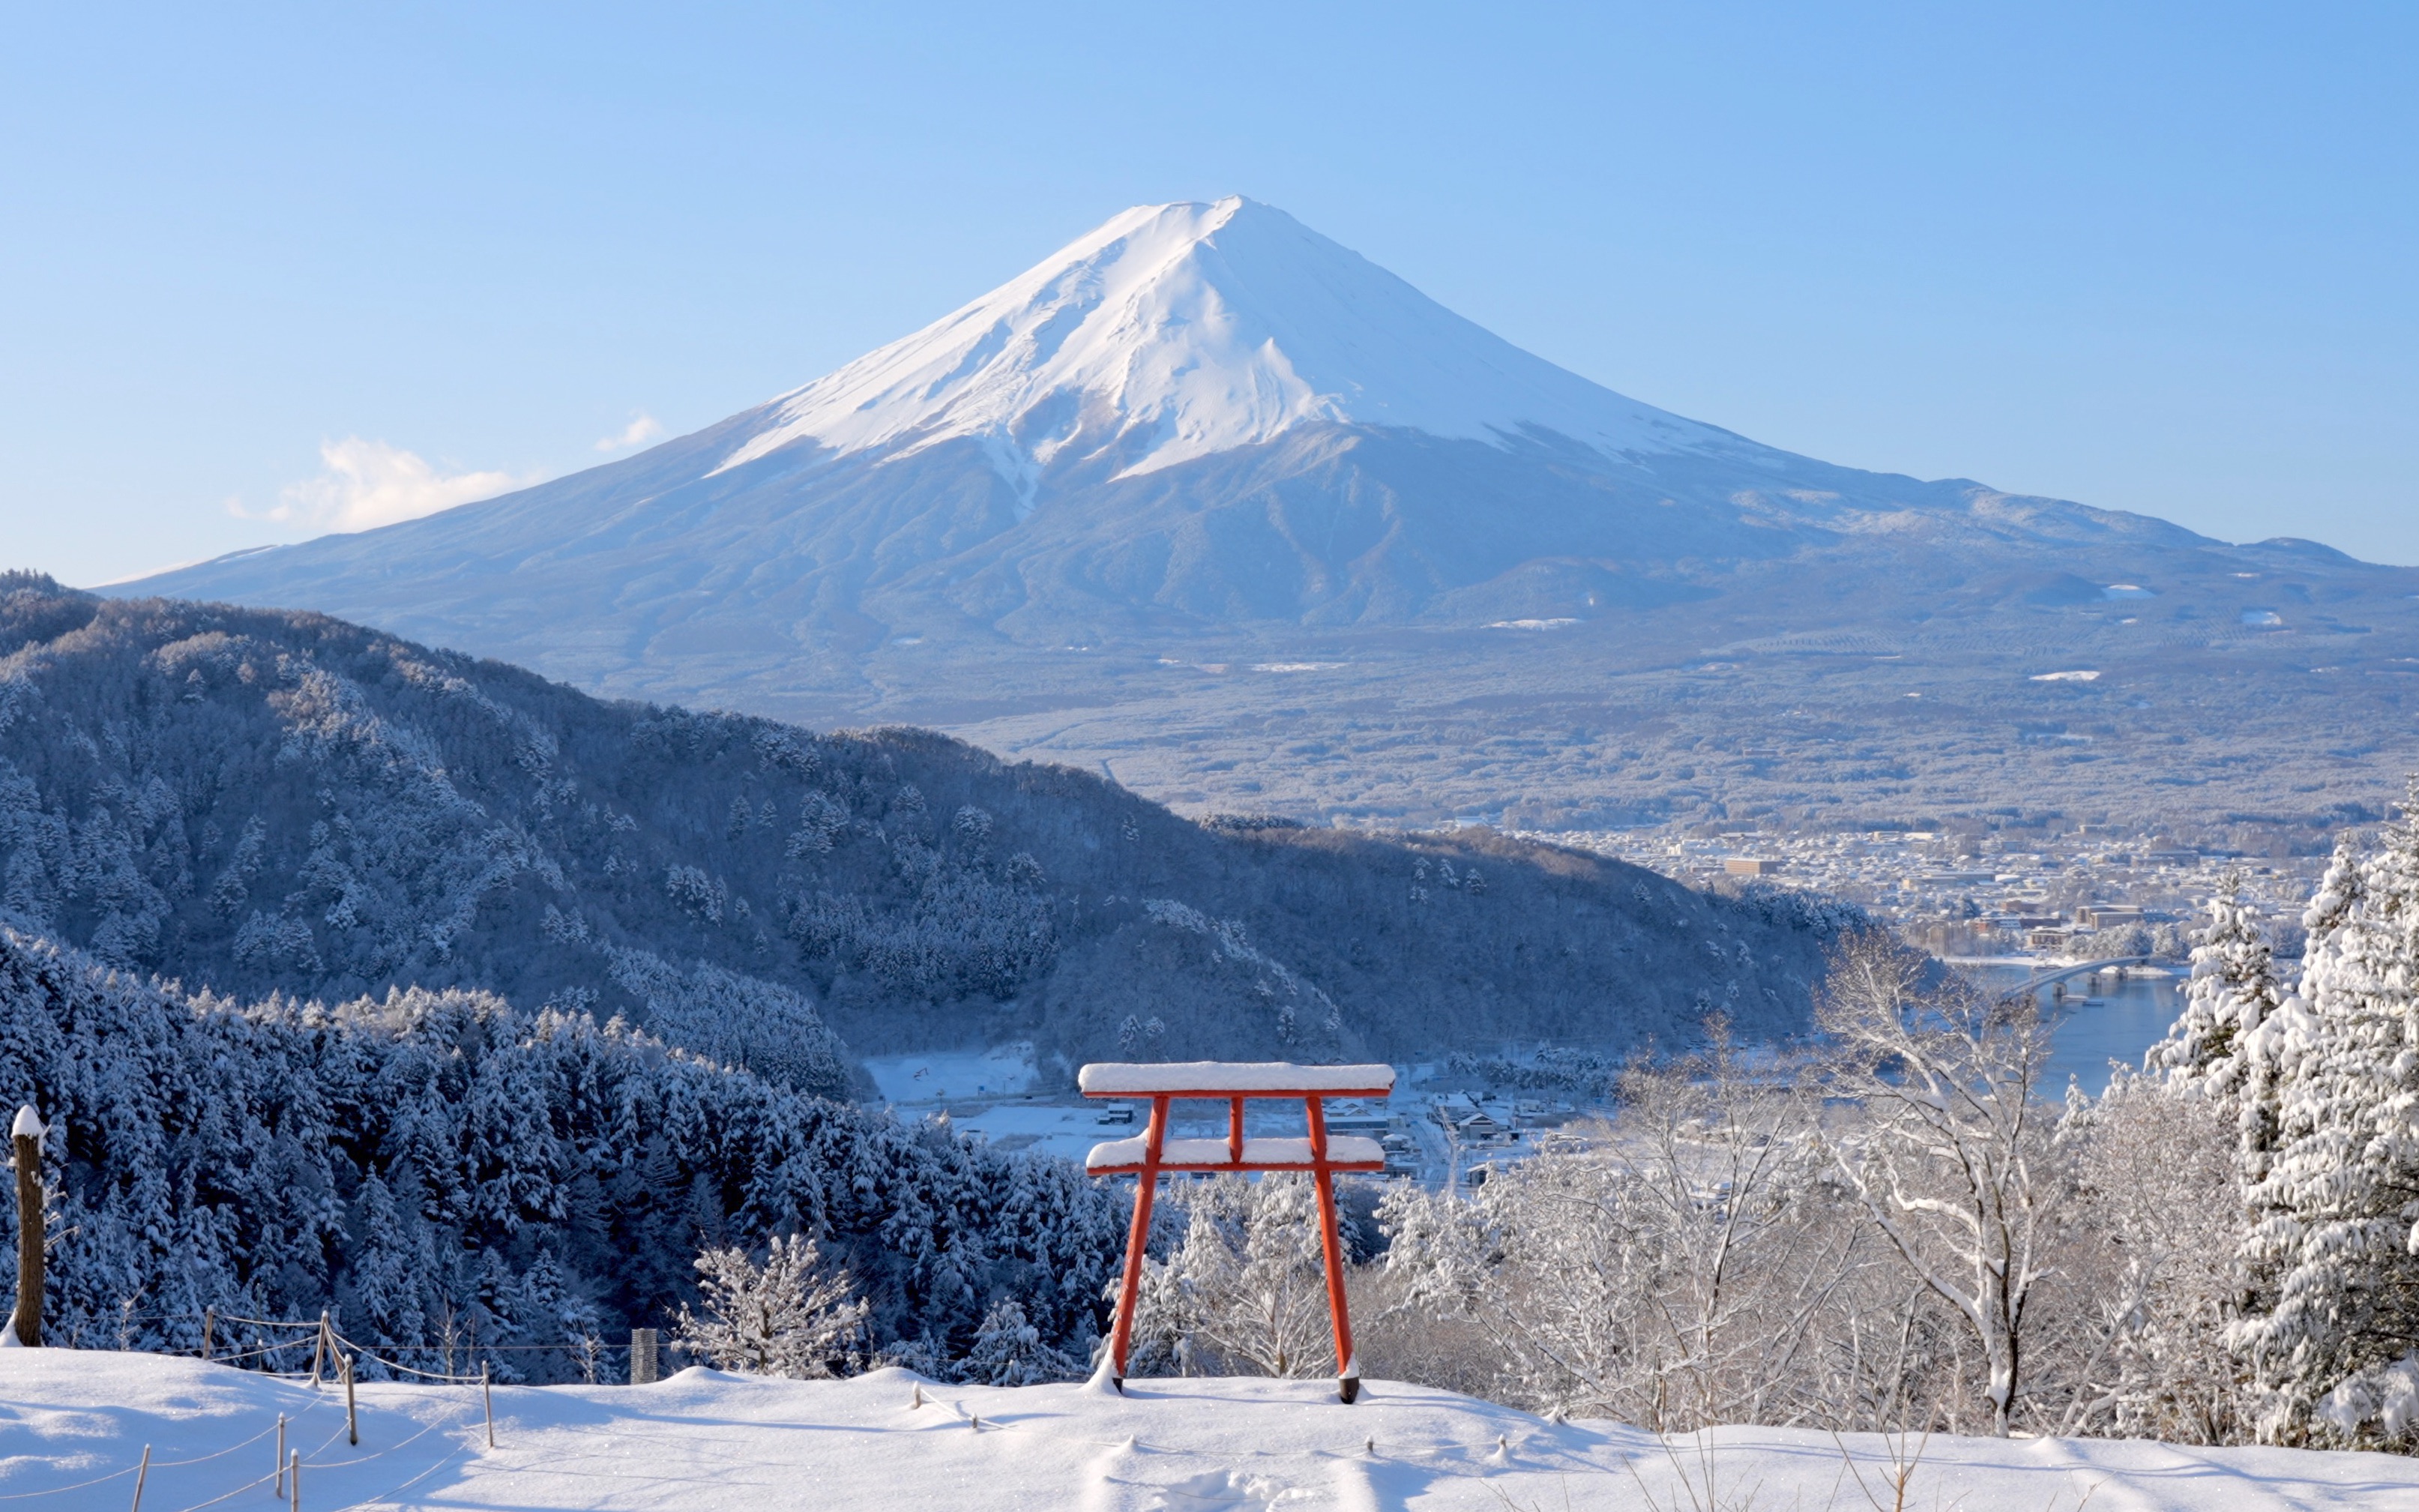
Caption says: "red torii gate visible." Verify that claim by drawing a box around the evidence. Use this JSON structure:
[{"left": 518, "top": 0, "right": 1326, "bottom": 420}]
[{"left": 1081, "top": 1060, "right": 1396, "bottom": 1403}]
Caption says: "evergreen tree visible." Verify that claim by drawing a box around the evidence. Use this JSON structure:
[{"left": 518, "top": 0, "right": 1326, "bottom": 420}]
[
  {"left": 958, "top": 1298, "right": 1080, "bottom": 1385},
  {"left": 2147, "top": 870, "right": 2283, "bottom": 1097},
  {"left": 2230, "top": 782, "right": 2419, "bottom": 1444}
]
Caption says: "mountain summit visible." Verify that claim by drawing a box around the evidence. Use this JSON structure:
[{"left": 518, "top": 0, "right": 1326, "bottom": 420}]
[
  {"left": 115, "top": 199, "right": 2418, "bottom": 831},
  {"left": 715, "top": 196, "right": 1741, "bottom": 493},
  {"left": 122, "top": 193, "right": 1854, "bottom": 664}
]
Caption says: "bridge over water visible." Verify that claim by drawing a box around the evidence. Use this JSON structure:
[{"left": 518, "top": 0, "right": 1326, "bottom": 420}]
[{"left": 1992, "top": 956, "right": 2151, "bottom": 1003}]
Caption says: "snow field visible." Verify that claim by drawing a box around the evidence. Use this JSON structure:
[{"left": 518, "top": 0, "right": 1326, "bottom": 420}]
[
  {"left": 4, "top": 1352, "right": 2416, "bottom": 1511},
  {"left": 946, "top": 1099, "right": 1117, "bottom": 1160},
  {"left": 863, "top": 1043, "right": 1041, "bottom": 1105}
]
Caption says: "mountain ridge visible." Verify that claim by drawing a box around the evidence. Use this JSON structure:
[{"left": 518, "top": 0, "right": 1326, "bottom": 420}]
[{"left": 0, "top": 573, "right": 1841, "bottom": 1073}]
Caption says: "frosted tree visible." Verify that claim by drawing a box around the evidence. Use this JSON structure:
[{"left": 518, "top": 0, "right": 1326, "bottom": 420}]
[
  {"left": 1817, "top": 930, "right": 2064, "bottom": 1436},
  {"left": 2146, "top": 870, "right": 2282, "bottom": 1096},
  {"left": 1378, "top": 1033, "right": 1865, "bottom": 1429},
  {"left": 2229, "top": 783, "right": 2419, "bottom": 1445},
  {"left": 341, "top": 1172, "right": 433, "bottom": 1360},
  {"left": 2055, "top": 1070, "right": 2246, "bottom": 1443},
  {"left": 1196, "top": 1175, "right": 1336, "bottom": 1378},
  {"left": 675, "top": 1234, "right": 869, "bottom": 1379}
]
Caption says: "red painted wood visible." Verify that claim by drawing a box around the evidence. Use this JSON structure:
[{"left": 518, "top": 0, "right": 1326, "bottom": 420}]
[
  {"left": 1089, "top": 1077, "right": 1382, "bottom": 1400},
  {"left": 1305, "top": 1096, "right": 1358, "bottom": 1398},
  {"left": 1106, "top": 1094, "right": 1169, "bottom": 1383}
]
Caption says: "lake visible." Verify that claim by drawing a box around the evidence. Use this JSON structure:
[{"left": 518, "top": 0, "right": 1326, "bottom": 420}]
[{"left": 1962, "top": 963, "right": 2187, "bottom": 1096}]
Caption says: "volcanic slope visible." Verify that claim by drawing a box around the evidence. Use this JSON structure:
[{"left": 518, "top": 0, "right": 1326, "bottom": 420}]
[
  {"left": 117, "top": 197, "right": 2419, "bottom": 828},
  {"left": 0, "top": 575, "right": 1843, "bottom": 1075}
]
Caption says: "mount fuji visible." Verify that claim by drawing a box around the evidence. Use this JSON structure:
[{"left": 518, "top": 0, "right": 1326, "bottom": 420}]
[
  {"left": 709, "top": 197, "right": 1746, "bottom": 487},
  {"left": 117, "top": 197, "right": 2419, "bottom": 831}
]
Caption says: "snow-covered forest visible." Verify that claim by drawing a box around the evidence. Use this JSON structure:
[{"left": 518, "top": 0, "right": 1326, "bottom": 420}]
[
  {"left": 0, "top": 574, "right": 1842, "bottom": 1076},
  {"left": 0, "top": 920, "right": 1124, "bottom": 1377}
]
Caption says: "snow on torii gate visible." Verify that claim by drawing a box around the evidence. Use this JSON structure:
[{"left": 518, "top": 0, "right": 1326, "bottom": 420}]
[{"left": 1080, "top": 1060, "right": 1395, "bottom": 1403}]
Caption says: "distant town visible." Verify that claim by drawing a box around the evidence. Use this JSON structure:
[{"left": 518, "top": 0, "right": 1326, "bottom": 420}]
[{"left": 1534, "top": 822, "right": 2325, "bottom": 963}]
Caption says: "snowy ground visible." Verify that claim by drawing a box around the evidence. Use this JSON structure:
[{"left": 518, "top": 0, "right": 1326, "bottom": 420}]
[
  {"left": 948, "top": 1098, "right": 1119, "bottom": 1160},
  {"left": 862, "top": 1043, "right": 1041, "bottom": 1105},
  {"left": 4, "top": 1352, "right": 2416, "bottom": 1511}
]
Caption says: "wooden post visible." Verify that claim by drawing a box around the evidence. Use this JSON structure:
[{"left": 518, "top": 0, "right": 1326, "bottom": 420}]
[
  {"left": 629, "top": 1327, "right": 657, "bottom": 1385},
  {"left": 287, "top": 1449, "right": 298, "bottom": 1512},
  {"left": 1306, "top": 1095, "right": 1359, "bottom": 1404},
  {"left": 343, "top": 1353, "right": 358, "bottom": 1445},
  {"left": 310, "top": 1310, "right": 329, "bottom": 1388},
  {"left": 274, "top": 1413, "right": 285, "bottom": 1498},
  {"left": 202, "top": 1307, "right": 214, "bottom": 1362},
  {"left": 130, "top": 1444, "right": 150, "bottom": 1511},
  {"left": 10, "top": 1106, "right": 44, "bottom": 1349},
  {"left": 1104, "top": 1094, "right": 1168, "bottom": 1387},
  {"left": 482, "top": 1361, "right": 495, "bottom": 1448}
]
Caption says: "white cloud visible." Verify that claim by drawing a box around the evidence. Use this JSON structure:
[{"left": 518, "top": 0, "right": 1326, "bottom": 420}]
[
  {"left": 596, "top": 413, "right": 664, "bottom": 452},
  {"left": 234, "top": 438, "right": 533, "bottom": 534}
]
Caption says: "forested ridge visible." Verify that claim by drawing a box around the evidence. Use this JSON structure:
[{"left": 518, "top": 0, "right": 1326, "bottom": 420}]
[{"left": 0, "top": 573, "right": 1843, "bottom": 1078}]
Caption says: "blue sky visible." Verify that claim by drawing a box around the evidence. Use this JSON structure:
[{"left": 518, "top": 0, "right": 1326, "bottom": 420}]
[{"left": 5, "top": 2, "right": 2414, "bottom": 584}]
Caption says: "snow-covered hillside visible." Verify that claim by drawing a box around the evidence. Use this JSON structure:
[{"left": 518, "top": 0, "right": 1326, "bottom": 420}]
[
  {"left": 2, "top": 1352, "right": 2411, "bottom": 1511},
  {"left": 717, "top": 196, "right": 1744, "bottom": 490}
]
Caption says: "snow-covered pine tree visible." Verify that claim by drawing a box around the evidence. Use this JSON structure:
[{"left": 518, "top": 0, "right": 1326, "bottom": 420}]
[
  {"left": 675, "top": 1233, "right": 870, "bottom": 1379},
  {"left": 2053, "top": 869, "right": 2286, "bottom": 1445},
  {"left": 2146, "top": 870, "right": 2283, "bottom": 1096},
  {"left": 2230, "top": 782, "right": 2419, "bottom": 1445},
  {"left": 958, "top": 1298, "right": 1079, "bottom": 1385}
]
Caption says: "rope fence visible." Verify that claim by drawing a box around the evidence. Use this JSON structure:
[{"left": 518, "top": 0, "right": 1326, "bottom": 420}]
[
  {"left": 0, "top": 1309, "right": 519, "bottom": 1509},
  {"left": 102, "top": 1307, "right": 651, "bottom": 1390},
  {"left": 1, "top": 1303, "right": 740, "bottom": 1508}
]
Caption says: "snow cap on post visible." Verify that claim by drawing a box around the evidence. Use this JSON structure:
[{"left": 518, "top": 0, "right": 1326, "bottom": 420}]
[{"left": 9, "top": 1107, "right": 42, "bottom": 1151}]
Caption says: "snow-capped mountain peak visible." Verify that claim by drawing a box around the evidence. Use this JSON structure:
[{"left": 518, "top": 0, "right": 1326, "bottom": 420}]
[{"left": 714, "top": 196, "right": 1735, "bottom": 485}]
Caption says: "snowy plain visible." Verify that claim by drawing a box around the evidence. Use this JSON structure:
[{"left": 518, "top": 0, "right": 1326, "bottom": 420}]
[
  {"left": 862, "top": 1043, "right": 1043, "bottom": 1105},
  {"left": 4, "top": 1352, "right": 2416, "bottom": 1511}
]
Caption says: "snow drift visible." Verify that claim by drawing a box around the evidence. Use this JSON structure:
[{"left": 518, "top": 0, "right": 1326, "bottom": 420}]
[{"left": 0, "top": 1350, "right": 2410, "bottom": 1511}]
